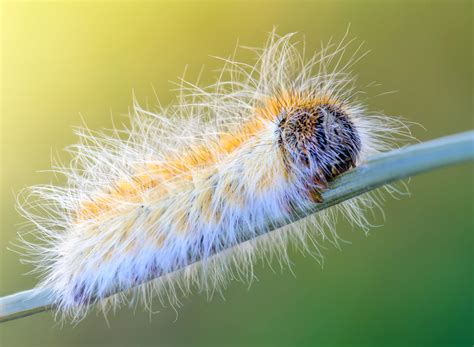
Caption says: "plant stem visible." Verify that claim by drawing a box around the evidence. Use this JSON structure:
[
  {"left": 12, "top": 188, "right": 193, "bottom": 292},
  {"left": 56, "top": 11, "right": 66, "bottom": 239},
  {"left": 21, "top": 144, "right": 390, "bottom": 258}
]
[{"left": 1, "top": 131, "right": 473, "bottom": 323}]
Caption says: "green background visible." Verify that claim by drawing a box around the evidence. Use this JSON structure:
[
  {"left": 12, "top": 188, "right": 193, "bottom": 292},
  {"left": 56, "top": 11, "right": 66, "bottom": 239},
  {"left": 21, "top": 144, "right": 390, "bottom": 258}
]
[{"left": 1, "top": 1, "right": 472, "bottom": 346}]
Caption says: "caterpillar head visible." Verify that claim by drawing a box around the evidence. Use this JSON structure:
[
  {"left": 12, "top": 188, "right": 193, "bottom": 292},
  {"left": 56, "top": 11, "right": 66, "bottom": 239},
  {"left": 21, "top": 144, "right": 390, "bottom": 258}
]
[{"left": 277, "top": 102, "right": 361, "bottom": 186}]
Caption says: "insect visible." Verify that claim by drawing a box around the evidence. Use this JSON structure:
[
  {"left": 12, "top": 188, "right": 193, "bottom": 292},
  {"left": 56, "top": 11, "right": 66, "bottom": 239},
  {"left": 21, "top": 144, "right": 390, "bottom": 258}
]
[{"left": 17, "top": 31, "right": 408, "bottom": 321}]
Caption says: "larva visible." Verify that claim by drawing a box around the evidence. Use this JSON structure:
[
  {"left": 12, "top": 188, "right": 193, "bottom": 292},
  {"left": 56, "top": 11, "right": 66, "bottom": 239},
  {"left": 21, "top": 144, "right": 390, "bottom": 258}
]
[{"left": 17, "top": 31, "right": 409, "bottom": 322}]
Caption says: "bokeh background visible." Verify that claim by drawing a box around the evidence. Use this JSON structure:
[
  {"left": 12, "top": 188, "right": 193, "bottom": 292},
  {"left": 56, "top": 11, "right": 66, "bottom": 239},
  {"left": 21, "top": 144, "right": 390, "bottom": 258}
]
[{"left": 1, "top": 1, "right": 472, "bottom": 346}]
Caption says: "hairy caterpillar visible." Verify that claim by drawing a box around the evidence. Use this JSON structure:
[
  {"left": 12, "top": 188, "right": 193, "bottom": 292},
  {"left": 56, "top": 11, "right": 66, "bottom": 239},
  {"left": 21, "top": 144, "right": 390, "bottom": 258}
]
[{"left": 17, "top": 31, "right": 409, "bottom": 322}]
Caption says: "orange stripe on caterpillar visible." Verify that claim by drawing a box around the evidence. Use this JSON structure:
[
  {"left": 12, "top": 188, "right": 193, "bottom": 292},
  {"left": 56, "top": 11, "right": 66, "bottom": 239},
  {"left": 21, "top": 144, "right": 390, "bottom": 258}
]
[{"left": 75, "top": 93, "right": 341, "bottom": 223}]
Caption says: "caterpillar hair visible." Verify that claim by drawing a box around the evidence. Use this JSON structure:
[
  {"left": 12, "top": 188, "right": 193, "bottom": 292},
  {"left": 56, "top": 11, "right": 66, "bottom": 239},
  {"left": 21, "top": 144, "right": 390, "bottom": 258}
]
[{"left": 16, "top": 30, "right": 411, "bottom": 322}]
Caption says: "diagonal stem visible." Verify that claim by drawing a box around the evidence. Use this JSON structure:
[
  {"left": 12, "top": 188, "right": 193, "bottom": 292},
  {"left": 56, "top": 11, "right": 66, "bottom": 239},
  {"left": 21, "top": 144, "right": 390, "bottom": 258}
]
[{"left": 1, "top": 131, "right": 473, "bottom": 323}]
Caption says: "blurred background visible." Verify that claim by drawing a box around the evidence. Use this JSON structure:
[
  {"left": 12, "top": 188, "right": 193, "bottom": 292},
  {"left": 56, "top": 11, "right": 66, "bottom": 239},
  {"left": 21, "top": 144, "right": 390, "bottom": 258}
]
[{"left": 1, "top": 1, "right": 472, "bottom": 346}]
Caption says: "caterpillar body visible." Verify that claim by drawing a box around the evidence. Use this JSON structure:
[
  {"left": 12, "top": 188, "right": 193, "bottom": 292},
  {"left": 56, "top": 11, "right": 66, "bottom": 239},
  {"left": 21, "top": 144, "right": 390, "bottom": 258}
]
[{"left": 18, "top": 31, "right": 408, "bottom": 321}]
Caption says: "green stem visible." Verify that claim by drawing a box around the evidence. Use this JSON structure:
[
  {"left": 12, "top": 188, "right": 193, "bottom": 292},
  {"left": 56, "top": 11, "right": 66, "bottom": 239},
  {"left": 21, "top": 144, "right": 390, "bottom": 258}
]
[{"left": 1, "top": 131, "right": 473, "bottom": 323}]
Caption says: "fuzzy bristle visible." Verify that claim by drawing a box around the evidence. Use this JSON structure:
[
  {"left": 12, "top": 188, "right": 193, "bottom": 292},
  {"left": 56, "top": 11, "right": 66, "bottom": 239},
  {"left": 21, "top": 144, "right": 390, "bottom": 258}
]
[{"left": 16, "top": 30, "right": 411, "bottom": 322}]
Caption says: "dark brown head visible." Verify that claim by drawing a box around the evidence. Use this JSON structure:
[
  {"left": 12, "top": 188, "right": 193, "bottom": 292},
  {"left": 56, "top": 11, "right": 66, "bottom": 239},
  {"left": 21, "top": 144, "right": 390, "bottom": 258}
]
[{"left": 277, "top": 102, "right": 361, "bottom": 185}]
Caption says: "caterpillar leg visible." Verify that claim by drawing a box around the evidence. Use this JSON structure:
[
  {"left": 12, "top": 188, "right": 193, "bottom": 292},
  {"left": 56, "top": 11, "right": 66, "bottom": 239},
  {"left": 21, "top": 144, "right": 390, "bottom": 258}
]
[
  {"left": 307, "top": 174, "right": 326, "bottom": 203},
  {"left": 308, "top": 188, "right": 323, "bottom": 203}
]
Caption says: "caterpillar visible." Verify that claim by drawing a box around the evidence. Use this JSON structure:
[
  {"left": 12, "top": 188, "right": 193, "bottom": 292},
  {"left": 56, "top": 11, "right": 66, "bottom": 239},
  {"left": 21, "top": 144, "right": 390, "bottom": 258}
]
[{"left": 16, "top": 31, "right": 409, "bottom": 322}]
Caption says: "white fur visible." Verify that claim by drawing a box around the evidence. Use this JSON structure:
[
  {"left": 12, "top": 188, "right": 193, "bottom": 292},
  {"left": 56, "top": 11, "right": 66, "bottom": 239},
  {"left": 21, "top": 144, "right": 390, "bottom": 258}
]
[{"left": 16, "top": 31, "right": 410, "bottom": 322}]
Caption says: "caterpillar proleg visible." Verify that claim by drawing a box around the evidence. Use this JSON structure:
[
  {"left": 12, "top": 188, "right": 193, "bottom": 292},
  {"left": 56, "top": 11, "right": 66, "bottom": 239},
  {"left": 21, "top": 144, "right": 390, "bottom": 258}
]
[{"left": 17, "top": 31, "right": 410, "bottom": 322}]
